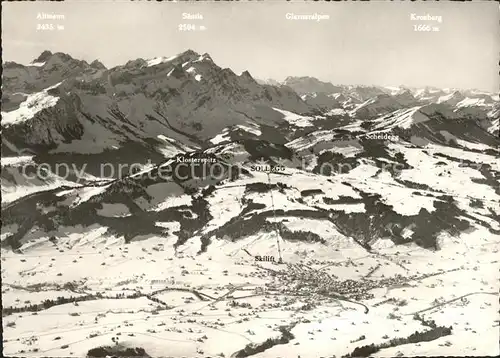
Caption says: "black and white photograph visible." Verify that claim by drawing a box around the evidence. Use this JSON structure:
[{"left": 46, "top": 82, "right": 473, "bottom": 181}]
[{"left": 1, "top": 1, "right": 499, "bottom": 357}]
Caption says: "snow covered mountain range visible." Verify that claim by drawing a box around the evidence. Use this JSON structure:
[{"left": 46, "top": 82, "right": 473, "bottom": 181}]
[
  {"left": 2, "top": 50, "right": 498, "bottom": 252},
  {"left": 1, "top": 50, "right": 499, "bottom": 357}
]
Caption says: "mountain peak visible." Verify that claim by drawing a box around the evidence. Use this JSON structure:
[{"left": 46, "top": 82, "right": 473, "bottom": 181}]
[
  {"left": 284, "top": 76, "right": 343, "bottom": 95},
  {"left": 178, "top": 49, "right": 201, "bottom": 60},
  {"left": 220, "top": 68, "right": 236, "bottom": 77},
  {"left": 124, "top": 58, "right": 148, "bottom": 68},
  {"left": 181, "top": 49, "right": 199, "bottom": 56},
  {"left": 32, "top": 51, "right": 86, "bottom": 67},
  {"left": 285, "top": 75, "right": 314, "bottom": 81},
  {"left": 200, "top": 53, "right": 213, "bottom": 62},
  {"left": 90, "top": 59, "right": 106, "bottom": 70},
  {"left": 33, "top": 50, "right": 53, "bottom": 63}
]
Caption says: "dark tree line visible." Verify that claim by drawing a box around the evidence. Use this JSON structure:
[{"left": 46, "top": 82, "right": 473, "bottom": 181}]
[{"left": 87, "top": 346, "right": 148, "bottom": 357}]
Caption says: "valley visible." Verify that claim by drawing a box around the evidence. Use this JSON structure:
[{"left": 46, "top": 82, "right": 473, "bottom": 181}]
[{"left": 2, "top": 229, "right": 498, "bottom": 357}]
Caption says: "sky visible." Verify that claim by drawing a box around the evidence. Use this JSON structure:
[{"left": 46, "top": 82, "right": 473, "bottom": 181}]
[{"left": 2, "top": 1, "right": 499, "bottom": 92}]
